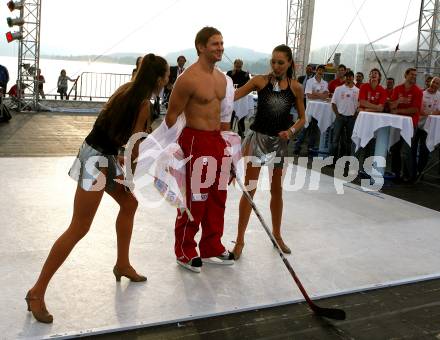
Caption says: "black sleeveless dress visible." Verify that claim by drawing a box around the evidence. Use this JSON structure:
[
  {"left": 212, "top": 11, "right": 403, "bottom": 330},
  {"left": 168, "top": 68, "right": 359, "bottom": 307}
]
[
  {"left": 243, "top": 76, "right": 297, "bottom": 168},
  {"left": 250, "top": 76, "right": 297, "bottom": 136}
]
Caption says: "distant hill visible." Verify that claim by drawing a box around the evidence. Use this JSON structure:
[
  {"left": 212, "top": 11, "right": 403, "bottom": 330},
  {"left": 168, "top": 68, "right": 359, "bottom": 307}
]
[
  {"left": 165, "top": 46, "right": 269, "bottom": 64},
  {"left": 39, "top": 53, "right": 138, "bottom": 65},
  {"left": 165, "top": 46, "right": 271, "bottom": 74},
  {"left": 6, "top": 43, "right": 398, "bottom": 76},
  {"left": 33, "top": 46, "right": 272, "bottom": 75}
]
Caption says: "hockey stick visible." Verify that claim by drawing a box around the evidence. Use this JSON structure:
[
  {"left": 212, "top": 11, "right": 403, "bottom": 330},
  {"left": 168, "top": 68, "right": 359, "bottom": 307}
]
[{"left": 232, "top": 169, "right": 346, "bottom": 320}]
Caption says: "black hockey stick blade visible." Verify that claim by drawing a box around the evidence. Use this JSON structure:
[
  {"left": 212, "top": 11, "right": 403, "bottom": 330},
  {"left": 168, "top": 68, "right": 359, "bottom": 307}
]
[
  {"left": 231, "top": 167, "right": 347, "bottom": 321},
  {"left": 313, "top": 305, "right": 346, "bottom": 320}
]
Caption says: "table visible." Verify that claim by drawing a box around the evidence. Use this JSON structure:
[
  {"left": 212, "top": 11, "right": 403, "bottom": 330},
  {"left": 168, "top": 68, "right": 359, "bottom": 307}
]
[
  {"left": 418, "top": 115, "right": 440, "bottom": 180},
  {"left": 304, "top": 100, "right": 335, "bottom": 154},
  {"left": 423, "top": 115, "right": 440, "bottom": 152},
  {"left": 351, "top": 111, "right": 414, "bottom": 175}
]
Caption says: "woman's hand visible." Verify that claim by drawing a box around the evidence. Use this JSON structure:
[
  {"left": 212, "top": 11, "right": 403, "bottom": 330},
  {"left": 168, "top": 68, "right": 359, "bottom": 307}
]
[
  {"left": 278, "top": 130, "right": 291, "bottom": 140},
  {"left": 117, "top": 155, "right": 125, "bottom": 167}
]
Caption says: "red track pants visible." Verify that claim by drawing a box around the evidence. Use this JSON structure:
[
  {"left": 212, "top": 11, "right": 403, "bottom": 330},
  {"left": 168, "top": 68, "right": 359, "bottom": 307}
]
[{"left": 175, "top": 127, "right": 230, "bottom": 262}]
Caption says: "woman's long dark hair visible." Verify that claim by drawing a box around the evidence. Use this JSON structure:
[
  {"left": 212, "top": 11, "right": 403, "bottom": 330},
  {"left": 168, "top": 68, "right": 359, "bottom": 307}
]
[
  {"left": 272, "top": 44, "right": 296, "bottom": 79},
  {"left": 97, "top": 53, "right": 168, "bottom": 146}
]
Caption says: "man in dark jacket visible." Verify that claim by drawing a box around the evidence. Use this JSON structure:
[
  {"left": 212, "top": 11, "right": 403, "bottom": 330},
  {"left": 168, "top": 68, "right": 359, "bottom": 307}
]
[
  {"left": 227, "top": 59, "right": 250, "bottom": 137},
  {"left": 163, "top": 55, "right": 187, "bottom": 107}
]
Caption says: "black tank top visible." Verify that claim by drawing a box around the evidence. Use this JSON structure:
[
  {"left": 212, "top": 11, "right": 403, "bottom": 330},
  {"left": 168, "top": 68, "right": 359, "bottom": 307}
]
[
  {"left": 85, "top": 122, "right": 119, "bottom": 155},
  {"left": 250, "top": 77, "right": 296, "bottom": 136}
]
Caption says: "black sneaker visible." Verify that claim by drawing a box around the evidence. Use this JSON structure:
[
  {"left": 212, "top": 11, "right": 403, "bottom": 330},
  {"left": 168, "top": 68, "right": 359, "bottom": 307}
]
[
  {"left": 176, "top": 257, "right": 202, "bottom": 273},
  {"left": 202, "top": 250, "right": 235, "bottom": 265}
]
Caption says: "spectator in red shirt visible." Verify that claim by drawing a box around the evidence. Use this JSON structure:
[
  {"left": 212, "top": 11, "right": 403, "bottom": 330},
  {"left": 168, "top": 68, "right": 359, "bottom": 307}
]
[
  {"left": 389, "top": 67, "right": 423, "bottom": 182},
  {"left": 355, "top": 72, "right": 364, "bottom": 88},
  {"left": 8, "top": 84, "right": 18, "bottom": 97},
  {"left": 358, "top": 68, "right": 387, "bottom": 112},
  {"left": 390, "top": 68, "right": 423, "bottom": 126},
  {"left": 383, "top": 77, "right": 395, "bottom": 112},
  {"left": 356, "top": 68, "right": 387, "bottom": 174},
  {"left": 328, "top": 64, "right": 346, "bottom": 94},
  {"left": 8, "top": 82, "right": 25, "bottom": 98}
]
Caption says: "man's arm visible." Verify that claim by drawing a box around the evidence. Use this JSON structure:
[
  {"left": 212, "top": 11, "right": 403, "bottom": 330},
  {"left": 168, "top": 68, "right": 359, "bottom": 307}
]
[
  {"left": 331, "top": 103, "right": 340, "bottom": 116},
  {"left": 359, "top": 100, "right": 384, "bottom": 112},
  {"left": 220, "top": 122, "right": 230, "bottom": 131},
  {"left": 330, "top": 87, "right": 338, "bottom": 110},
  {"left": 306, "top": 91, "right": 329, "bottom": 100},
  {"left": 165, "top": 74, "right": 192, "bottom": 128},
  {"left": 306, "top": 80, "right": 329, "bottom": 100},
  {"left": 359, "top": 86, "right": 385, "bottom": 112},
  {"left": 433, "top": 98, "right": 440, "bottom": 115},
  {"left": 392, "top": 107, "right": 418, "bottom": 115},
  {"left": 389, "top": 88, "right": 402, "bottom": 111},
  {"left": 391, "top": 89, "right": 422, "bottom": 116}
]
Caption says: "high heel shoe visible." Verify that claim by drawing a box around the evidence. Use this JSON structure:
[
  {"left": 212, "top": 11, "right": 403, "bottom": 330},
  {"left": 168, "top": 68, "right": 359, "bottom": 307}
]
[
  {"left": 113, "top": 265, "right": 147, "bottom": 282},
  {"left": 232, "top": 242, "right": 245, "bottom": 260},
  {"left": 25, "top": 291, "right": 53, "bottom": 324},
  {"left": 274, "top": 237, "right": 291, "bottom": 254}
]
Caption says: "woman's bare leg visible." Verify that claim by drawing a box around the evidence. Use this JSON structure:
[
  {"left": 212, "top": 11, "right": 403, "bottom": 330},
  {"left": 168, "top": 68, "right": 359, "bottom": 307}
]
[
  {"left": 105, "top": 181, "right": 138, "bottom": 269},
  {"left": 270, "top": 167, "right": 284, "bottom": 238},
  {"left": 233, "top": 161, "right": 261, "bottom": 259},
  {"left": 29, "top": 185, "right": 104, "bottom": 298},
  {"left": 270, "top": 166, "right": 290, "bottom": 253}
]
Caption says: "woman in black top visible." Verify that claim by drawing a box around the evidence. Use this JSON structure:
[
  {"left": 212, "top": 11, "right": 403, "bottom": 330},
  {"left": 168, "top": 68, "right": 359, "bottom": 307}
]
[
  {"left": 232, "top": 45, "right": 306, "bottom": 260},
  {"left": 25, "top": 54, "right": 170, "bottom": 323}
]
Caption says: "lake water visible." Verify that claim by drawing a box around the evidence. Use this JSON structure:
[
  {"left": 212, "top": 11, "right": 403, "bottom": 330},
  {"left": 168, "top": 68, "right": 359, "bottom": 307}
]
[{"left": 0, "top": 55, "right": 134, "bottom": 97}]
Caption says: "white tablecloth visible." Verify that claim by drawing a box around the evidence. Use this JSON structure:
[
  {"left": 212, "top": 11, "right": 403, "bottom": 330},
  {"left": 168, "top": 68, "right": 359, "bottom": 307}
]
[
  {"left": 304, "top": 100, "right": 335, "bottom": 133},
  {"left": 351, "top": 111, "right": 414, "bottom": 151},
  {"left": 234, "top": 94, "right": 255, "bottom": 120},
  {"left": 423, "top": 115, "right": 440, "bottom": 152}
]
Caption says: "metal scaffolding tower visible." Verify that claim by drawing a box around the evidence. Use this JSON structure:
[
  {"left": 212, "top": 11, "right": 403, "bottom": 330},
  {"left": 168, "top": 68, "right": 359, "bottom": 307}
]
[
  {"left": 285, "top": 0, "right": 315, "bottom": 77},
  {"left": 415, "top": 0, "right": 440, "bottom": 79},
  {"left": 16, "top": 0, "right": 42, "bottom": 111}
]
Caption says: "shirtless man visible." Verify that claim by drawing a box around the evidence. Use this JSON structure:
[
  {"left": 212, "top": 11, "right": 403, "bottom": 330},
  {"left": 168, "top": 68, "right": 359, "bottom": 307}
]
[{"left": 165, "top": 26, "right": 234, "bottom": 273}]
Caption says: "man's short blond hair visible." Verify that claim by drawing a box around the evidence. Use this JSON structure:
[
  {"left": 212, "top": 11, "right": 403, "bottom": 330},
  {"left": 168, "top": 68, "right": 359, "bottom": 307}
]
[{"left": 195, "top": 26, "right": 222, "bottom": 55}]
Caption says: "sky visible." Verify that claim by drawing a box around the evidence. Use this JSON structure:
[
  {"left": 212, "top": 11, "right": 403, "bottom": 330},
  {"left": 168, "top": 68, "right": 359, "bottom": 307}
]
[{"left": 0, "top": 0, "right": 421, "bottom": 57}]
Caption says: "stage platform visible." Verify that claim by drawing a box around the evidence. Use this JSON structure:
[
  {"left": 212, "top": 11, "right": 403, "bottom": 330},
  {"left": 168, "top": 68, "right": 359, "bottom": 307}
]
[{"left": 1, "top": 157, "right": 440, "bottom": 339}]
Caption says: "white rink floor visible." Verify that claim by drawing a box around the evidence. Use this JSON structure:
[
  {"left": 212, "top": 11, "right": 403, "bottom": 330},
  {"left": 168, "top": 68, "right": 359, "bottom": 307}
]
[{"left": 1, "top": 157, "right": 440, "bottom": 339}]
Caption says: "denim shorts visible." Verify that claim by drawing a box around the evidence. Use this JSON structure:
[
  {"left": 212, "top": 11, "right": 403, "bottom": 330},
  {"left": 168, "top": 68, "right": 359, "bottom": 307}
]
[{"left": 68, "top": 141, "right": 123, "bottom": 191}]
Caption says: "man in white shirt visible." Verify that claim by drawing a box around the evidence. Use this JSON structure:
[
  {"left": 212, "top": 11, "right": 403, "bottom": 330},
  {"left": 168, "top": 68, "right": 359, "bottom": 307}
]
[
  {"left": 305, "top": 64, "right": 329, "bottom": 103},
  {"left": 296, "top": 64, "right": 328, "bottom": 155},
  {"left": 415, "top": 76, "right": 440, "bottom": 174},
  {"left": 330, "top": 70, "right": 359, "bottom": 158}
]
